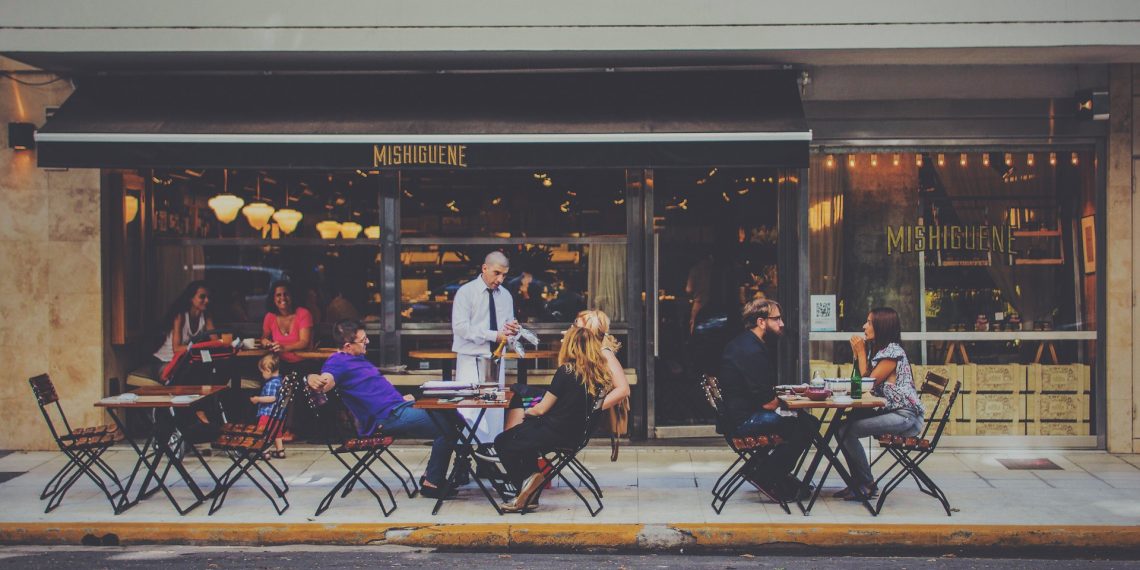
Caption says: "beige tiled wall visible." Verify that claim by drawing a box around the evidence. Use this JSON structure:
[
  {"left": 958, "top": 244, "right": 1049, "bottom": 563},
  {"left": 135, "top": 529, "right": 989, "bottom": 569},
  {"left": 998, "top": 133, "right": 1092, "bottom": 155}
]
[
  {"left": 1, "top": 65, "right": 102, "bottom": 450},
  {"left": 1106, "top": 64, "right": 1136, "bottom": 453}
]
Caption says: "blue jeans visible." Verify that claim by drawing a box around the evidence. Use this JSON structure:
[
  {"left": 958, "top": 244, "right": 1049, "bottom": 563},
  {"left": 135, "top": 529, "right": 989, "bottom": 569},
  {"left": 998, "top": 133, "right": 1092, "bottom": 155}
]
[
  {"left": 837, "top": 409, "right": 924, "bottom": 487},
  {"left": 381, "top": 401, "right": 457, "bottom": 486},
  {"left": 735, "top": 409, "right": 818, "bottom": 481}
]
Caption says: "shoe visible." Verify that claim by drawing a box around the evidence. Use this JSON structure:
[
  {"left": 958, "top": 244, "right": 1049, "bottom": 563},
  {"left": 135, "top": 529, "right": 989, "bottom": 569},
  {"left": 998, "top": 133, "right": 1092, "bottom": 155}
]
[
  {"left": 472, "top": 446, "right": 502, "bottom": 464},
  {"left": 501, "top": 472, "right": 545, "bottom": 513},
  {"left": 834, "top": 483, "right": 877, "bottom": 501},
  {"left": 749, "top": 477, "right": 795, "bottom": 503},
  {"left": 419, "top": 483, "right": 459, "bottom": 500}
]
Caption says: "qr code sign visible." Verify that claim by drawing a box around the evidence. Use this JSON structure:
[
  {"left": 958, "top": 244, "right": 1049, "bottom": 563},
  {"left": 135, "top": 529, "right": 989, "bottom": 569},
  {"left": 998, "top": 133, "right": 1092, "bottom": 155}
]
[{"left": 814, "top": 302, "right": 832, "bottom": 319}]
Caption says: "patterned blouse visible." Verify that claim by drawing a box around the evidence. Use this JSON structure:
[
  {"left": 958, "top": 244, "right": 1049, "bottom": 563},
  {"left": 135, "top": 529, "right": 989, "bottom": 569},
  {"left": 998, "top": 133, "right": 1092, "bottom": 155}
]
[{"left": 870, "top": 343, "right": 925, "bottom": 416}]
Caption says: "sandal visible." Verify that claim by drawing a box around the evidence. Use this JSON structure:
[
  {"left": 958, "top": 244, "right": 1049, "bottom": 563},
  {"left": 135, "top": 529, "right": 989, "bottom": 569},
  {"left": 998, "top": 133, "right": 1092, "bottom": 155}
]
[{"left": 268, "top": 449, "right": 286, "bottom": 459}]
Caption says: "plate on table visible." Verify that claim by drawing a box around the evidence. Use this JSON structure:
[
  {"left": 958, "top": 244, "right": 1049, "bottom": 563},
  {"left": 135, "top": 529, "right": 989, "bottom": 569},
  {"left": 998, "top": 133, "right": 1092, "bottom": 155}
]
[{"left": 831, "top": 395, "right": 854, "bottom": 404}]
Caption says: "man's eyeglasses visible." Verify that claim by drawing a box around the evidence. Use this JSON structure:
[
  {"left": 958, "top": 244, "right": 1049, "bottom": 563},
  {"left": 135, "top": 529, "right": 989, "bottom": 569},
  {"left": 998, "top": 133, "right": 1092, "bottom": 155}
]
[
  {"left": 764, "top": 315, "right": 784, "bottom": 322},
  {"left": 349, "top": 336, "right": 369, "bottom": 346}
]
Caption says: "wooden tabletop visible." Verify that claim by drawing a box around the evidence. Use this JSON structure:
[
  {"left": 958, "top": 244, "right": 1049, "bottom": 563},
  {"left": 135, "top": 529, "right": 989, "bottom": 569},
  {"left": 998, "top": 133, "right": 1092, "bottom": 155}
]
[
  {"left": 413, "top": 390, "right": 513, "bottom": 410},
  {"left": 407, "top": 350, "right": 560, "bottom": 360},
  {"left": 96, "top": 385, "right": 228, "bottom": 408},
  {"left": 779, "top": 394, "right": 888, "bottom": 410},
  {"left": 237, "top": 348, "right": 337, "bottom": 360}
]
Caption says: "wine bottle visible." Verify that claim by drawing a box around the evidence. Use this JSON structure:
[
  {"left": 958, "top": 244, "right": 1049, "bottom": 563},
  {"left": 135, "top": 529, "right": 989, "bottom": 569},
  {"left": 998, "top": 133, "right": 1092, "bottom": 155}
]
[{"left": 850, "top": 353, "right": 863, "bottom": 399}]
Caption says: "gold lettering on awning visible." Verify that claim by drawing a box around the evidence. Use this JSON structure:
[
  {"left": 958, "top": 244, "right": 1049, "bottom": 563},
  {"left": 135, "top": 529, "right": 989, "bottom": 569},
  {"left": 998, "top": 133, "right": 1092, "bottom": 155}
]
[{"left": 373, "top": 144, "right": 468, "bottom": 167}]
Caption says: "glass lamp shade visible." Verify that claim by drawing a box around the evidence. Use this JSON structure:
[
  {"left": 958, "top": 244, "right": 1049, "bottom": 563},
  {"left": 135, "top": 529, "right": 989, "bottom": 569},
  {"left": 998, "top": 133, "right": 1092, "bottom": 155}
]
[
  {"left": 339, "top": 221, "right": 363, "bottom": 239},
  {"left": 315, "top": 220, "right": 342, "bottom": 239},
  {"left": 272, "top": 208, "right": 303, "bottom": 235},
  {"left": 364, "top": 225, "right": 380, "bottom": 239},
  {"left": 208, "top": 193, "right": 245, "bottom": 224},
  {"left": 123, "top": 195, "right": 139, "bottom": 224},
  {"left": 242, "top": 202, "right": 276, "bottom": 231}
]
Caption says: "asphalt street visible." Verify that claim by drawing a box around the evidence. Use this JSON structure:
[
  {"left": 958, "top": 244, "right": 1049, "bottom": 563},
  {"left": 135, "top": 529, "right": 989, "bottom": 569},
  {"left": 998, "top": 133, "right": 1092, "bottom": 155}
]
[{"left": 0, "top": 546, "right": 1135, "bottom": 569}]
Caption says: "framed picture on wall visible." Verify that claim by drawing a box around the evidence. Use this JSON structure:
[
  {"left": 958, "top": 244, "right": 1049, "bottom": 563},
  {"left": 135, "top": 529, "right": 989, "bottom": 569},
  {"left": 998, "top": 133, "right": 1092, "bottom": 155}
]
[{"left": 1081, "top": 215, "right": 1096, "bottom": 274}]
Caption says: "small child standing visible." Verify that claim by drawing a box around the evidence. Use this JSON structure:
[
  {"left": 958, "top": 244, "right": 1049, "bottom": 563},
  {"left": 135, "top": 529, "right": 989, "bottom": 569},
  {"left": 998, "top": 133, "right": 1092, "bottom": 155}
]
[{"left": 249, "top": 353, "right": 287, "bottom": 458}]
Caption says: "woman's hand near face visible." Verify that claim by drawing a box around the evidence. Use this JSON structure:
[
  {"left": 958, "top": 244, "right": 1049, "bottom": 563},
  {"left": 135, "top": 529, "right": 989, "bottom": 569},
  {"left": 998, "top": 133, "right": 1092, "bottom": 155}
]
[{"left": 849, "top": 335, "right": 865, "bottom": 354}]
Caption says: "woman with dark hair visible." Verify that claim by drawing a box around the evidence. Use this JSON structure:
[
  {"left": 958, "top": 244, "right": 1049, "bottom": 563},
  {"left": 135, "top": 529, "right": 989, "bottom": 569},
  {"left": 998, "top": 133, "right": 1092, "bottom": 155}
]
[
  {"left": 150, "top": 280, "right": 216, "bottom": 378},
  {"left": 835, "top": 306, "right": 925, "bottom": 500},
  {"left": 260, "top": 280, "right": 314, "bottom": 363}
]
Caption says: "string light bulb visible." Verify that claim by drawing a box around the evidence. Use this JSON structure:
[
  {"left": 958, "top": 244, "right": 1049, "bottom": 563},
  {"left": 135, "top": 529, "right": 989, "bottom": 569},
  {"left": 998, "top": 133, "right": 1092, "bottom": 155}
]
[
  {"left": 915, "top": 154, "right": 923, "bottom": 167},
  {"left": 983, "top": 153, "right": 991, "bottom": 167},
  {"left": 937, "top": 154, "right": 945, "bottom": 167},
  {"left": 1071, "top": 152, "right": 1079, "bottom": 166},
  {"left": 1027, "top": 153, "right": 1035, "bottom": 167},
  {"left": 959, "top": 153, "right": 967, "bottom": 167},
  {"left": 1049, "top": 152, "right": 1057, "bottom": 166},
  {"left": 870, "top": 153, "right": 878, "bottom": 167},
  {"left": 892, "top": 153, "right": 900, "bottom": 167},
  {"left": 1005, "top": 153, "right": 1013, "bottom": 167},
  {"left": 847, "top": 155, "right": 856, "bottom": 168},
  {"left": 825, "top": 154, "right": 835, "bottom": 169}
]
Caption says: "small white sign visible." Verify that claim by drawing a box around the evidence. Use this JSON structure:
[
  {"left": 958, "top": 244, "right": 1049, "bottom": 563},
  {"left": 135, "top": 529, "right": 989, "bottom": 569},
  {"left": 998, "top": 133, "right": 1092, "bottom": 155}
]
[{"left": 810, "top": 295, "right": 837, "bottom": 332}]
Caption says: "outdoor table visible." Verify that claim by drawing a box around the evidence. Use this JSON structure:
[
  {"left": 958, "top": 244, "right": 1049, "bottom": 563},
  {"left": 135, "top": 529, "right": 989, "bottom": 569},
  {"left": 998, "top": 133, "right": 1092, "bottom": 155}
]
[
  {"left": 407, "top": 350, "right": 559, "bottom": 383},
  {"left": 95, "top": 385, "right": 227, "bottom": 515},
  {"left": 236, "top": 348, "right": 337, "bottom": 360},
  {"left": 413, "top": 390, "right": 513, "bottom": 515},
  {"left": 779, "top": 392, "right": 887, "bottom": 516}
]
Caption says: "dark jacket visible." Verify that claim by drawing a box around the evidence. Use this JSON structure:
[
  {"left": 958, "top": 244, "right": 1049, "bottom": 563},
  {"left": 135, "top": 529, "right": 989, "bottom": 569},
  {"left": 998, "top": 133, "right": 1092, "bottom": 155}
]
[{"left": 718, "top": 329, "right": 778, "bottom": 431}]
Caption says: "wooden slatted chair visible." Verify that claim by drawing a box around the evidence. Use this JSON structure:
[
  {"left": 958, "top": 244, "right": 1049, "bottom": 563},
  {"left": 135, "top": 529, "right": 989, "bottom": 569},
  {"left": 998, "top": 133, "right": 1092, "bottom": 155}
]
[
  {"left": 303, "top": 381, "right": 418, "bottom": 517},
  {"left": 206, "top": 372, "right": 300, "bottom": 515},
  {"left": 28, "top": 374, "right": 126, "bottom": 513},
  {"left": 701, "top": 375, "right": 789, "bottom": 514},
  {"left": 515, "top": 397, "right": 607, "bottom": 516},
  {"left": 869, "top": 373, "right": 961, "bottom": 516}
]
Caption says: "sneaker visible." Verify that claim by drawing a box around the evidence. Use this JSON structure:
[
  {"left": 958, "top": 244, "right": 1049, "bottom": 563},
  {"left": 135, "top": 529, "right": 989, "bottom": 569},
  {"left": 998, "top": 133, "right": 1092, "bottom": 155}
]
[{"left": 472, "top": 447, "right": 502, "bottom": 464}]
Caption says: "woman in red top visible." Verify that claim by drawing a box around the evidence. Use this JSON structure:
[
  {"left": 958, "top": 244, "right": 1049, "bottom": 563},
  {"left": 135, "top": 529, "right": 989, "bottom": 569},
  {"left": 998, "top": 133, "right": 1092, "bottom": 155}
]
[{"left": 260, "top": 281, "right": 314, "bottom": 363}]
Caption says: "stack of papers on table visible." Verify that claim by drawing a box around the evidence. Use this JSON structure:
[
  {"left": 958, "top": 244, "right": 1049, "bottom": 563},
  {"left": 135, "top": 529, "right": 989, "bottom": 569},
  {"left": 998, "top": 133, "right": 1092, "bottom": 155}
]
[{"left": 421, "top": 380, "right": 477, "bottom": 390}]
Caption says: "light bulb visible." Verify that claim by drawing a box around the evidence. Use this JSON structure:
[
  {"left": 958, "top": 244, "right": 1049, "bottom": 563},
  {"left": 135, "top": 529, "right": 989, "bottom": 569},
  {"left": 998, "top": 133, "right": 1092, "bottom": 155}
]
[
  {"left": 364, "top": 225, "right": 380, "bottom": 239},
  {"left": 124, "top": 195, "right": 139, "bottom": 224}
]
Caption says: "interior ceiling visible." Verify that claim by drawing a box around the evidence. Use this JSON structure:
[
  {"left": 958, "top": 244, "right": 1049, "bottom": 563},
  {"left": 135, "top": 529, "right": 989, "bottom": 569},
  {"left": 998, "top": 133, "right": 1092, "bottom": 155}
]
[{"left": 7, "top": 45, "right": 1140, "bottom": 75}]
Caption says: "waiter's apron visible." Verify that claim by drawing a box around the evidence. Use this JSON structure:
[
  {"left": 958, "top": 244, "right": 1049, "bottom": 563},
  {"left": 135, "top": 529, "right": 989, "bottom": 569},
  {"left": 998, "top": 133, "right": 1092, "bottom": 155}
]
[{"left": 455, "top": 353, "right": 505, "bottom": 442}]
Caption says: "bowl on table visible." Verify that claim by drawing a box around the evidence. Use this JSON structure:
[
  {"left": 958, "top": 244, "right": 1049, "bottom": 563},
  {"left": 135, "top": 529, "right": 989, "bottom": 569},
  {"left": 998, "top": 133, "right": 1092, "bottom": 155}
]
[
  {"left": 791, "top": 384, "right": 809, "bottom": 394},
  {"left": 804, "top": 388, "right": 831, "bottom": 401}
]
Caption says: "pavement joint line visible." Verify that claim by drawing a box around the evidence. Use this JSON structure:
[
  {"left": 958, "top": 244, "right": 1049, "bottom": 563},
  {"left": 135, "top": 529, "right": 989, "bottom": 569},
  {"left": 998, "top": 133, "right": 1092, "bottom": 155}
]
[{"left": 4, "top": 522, "right": 1140, "bottom": 550}]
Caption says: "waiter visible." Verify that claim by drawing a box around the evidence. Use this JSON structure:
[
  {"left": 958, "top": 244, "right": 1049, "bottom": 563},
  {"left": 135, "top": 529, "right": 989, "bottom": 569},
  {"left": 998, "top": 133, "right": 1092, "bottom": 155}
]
[{"left": 452, "top": 251, "right": 519, "bottom": 443}]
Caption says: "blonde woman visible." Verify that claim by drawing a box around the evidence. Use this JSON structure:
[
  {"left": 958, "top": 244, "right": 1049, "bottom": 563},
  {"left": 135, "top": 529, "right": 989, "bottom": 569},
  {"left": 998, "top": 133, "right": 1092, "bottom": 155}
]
[{"left": 494, "top": 325, "right": 612, "bottom": 512}]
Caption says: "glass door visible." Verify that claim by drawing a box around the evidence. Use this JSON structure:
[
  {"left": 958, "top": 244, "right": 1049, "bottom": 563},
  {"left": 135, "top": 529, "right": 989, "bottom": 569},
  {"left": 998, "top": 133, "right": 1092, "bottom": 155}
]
[{"left": 649, "top": 167, "right": 784, "bottom": 432}]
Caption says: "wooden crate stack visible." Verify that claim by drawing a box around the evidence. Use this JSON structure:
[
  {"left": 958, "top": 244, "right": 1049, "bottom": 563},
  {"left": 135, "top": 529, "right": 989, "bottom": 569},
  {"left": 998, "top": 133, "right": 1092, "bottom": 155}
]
[{"left": 1025, "top": 364, "right": 1091, "bottom": 435}]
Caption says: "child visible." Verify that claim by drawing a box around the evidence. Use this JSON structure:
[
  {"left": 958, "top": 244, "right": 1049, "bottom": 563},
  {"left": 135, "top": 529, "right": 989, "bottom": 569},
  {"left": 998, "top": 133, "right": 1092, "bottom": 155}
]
[{"left": 250, "top": 353, "right": 287, "bottom": 458}]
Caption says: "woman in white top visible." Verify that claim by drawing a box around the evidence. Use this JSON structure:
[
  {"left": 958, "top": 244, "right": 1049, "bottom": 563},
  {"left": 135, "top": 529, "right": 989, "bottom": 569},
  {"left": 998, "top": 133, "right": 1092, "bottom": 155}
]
[{"left": 150, "top": 280, "right": 216, "bottom": 378}]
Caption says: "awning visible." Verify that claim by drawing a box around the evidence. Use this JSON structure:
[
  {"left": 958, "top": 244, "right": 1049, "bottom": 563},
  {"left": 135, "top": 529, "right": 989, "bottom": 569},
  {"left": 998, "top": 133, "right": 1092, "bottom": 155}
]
[{"left": 36, "top": 71, "right": 810, "bottom": 170}]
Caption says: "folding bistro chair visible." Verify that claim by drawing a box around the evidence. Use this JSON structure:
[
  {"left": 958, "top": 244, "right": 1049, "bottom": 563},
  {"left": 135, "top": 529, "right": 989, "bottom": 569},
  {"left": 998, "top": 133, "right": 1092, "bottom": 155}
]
[
  {"left": 519, "top": 397, "right": 607, "bottom": 516},
  {"left": 207, "top": 372, "right": 300, "bottom": 515},
  {"left": 304, "top": 382, "right": 418, "bottom": 517},
  {"left": 869, "top": 374, "right": 961, "bottom": 516},
  {"left": 29, "top": 374, "right": 126, "bottom": 513},
  {"left": 701, "top": 375, "right": 790, "bottom": 514}
]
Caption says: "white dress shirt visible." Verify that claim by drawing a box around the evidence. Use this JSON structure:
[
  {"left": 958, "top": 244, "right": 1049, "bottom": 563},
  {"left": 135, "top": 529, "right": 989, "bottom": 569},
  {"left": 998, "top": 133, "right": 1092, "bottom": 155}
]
[
  {"left": 451, "top": 276, "right": 515, "bottom": 441},
  {"left": 451, "top": 276, "right": 515, "bottom": 356}
]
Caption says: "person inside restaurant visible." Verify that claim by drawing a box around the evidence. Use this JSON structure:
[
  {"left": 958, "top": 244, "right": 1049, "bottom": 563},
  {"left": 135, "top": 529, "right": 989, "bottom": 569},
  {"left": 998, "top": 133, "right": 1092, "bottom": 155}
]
[
  {"left": 835, "top": 307, "right": 925, "bottom": 500},
  {"left": 261, "top": 280, "right": 314, "bottom": 364},
  {"left": 494, "top": 324, "right": 613, "bottom": 513},
  {"left": 148, "top": 280, "right": 216, "bottom": 381},
  {"left": 718, "top": 298, "right": 816, "bottom": 502},
  {"left": 451, "top": 251, "right": 520, "bottom": 445},
  {"left": 307, "top": 319, "right": 460, "bottom": 499}
]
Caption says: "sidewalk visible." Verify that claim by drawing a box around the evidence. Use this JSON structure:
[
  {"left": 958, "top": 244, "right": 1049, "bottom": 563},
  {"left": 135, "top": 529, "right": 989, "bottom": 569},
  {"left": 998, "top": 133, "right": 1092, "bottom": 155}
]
[{"left": 1, "top": 445, "right": 1138, "bottom": 550}]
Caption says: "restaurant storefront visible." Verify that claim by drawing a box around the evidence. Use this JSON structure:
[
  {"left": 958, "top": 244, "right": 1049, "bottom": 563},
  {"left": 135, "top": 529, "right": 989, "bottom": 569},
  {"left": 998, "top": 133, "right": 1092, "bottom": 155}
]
[{"left": 33, "top": 71, "right": 813, "bottom": 438}]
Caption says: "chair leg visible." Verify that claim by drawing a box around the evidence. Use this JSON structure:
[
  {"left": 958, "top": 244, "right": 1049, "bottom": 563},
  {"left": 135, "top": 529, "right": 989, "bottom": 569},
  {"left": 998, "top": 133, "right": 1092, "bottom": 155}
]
[{"left": 376, "top": 447, "right": 419, "bottom": 498}]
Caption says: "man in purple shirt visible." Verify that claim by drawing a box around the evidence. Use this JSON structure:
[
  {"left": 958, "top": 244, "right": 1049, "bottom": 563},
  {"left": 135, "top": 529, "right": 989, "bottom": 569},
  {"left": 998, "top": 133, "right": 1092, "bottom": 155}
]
[{"left": 307, "top": 320, "right": 457, "bottom": 499}]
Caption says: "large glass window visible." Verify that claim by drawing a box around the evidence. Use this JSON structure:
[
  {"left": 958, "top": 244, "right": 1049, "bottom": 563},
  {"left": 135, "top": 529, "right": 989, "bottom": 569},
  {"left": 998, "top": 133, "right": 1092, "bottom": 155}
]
[{"left": 809, "top": 151, "right": 1098, "bottom": 439}]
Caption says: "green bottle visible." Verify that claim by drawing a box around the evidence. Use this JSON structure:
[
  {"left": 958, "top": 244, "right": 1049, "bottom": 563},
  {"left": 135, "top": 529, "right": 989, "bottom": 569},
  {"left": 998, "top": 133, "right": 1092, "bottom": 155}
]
[{"left": 850, "top": 354, "right": 863, "bottom": 398}]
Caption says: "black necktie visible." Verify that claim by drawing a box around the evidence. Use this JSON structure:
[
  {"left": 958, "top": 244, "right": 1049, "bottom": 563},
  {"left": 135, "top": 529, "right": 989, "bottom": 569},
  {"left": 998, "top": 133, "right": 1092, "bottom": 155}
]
[{"left": 487, "top": 288, "right": 498, "bottom": 353}]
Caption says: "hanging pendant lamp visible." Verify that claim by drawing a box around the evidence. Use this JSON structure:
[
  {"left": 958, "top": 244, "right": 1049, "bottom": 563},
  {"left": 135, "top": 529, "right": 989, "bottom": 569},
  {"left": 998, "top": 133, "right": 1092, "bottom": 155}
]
[
  {"left": 208, "top": 170, "right": 244, "bottom": 223},
  {"left": 339, "top": 221, "right": 363, "bottom": 239},
  {"left": 272, "top": 181, "right": 303, "bottom": 235},
  {"left": 242, "top": 175, "right": 276, "bottom": 231}
]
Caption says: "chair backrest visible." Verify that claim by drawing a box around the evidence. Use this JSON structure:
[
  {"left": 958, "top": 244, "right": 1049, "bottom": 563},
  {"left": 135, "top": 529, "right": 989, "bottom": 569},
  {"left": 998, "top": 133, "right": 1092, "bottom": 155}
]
[
  {"left": 28, "top": 374, "right": 70, "bottom": 442},
  {"left": 925, "top": 380, "right": 962, "bottom": 450},
  {"left": 916, "top": 371, "right": 951, "bottom": 439},
  {"left": 260, "top": 372, "right": 301, "bottom": 440},
  {"left": 303, "top": 381, "right": 353, "bottom": 448}
]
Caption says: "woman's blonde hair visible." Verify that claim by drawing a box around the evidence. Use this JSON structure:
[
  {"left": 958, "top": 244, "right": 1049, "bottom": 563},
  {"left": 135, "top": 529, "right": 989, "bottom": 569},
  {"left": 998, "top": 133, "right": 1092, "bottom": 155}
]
[
  {"left": 574, "top": 309, "right": 621, "bottom": 353},
  {"left": 558, "top": 325, "right": 612, "bottom": 399}
]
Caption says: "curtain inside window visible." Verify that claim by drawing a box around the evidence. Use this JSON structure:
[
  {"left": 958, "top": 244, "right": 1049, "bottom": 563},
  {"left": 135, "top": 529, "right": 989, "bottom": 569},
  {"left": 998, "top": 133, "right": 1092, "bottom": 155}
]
[{"left": 588, "top": 243, "right": 627, "bottom": 322}]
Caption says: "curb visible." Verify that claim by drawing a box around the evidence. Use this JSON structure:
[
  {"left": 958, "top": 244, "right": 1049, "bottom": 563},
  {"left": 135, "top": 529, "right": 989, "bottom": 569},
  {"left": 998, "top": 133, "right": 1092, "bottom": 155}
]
[{"left": 3, "top": 522, "right": 1140, "bottom": 550}]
